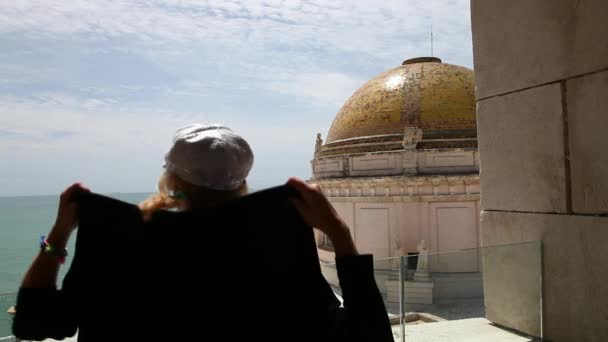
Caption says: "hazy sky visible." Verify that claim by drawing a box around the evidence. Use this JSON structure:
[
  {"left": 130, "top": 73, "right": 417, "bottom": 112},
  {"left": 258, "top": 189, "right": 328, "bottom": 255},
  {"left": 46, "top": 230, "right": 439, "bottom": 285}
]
[{"left": 0, "top": 0, "right": 473, "bottom": 196}]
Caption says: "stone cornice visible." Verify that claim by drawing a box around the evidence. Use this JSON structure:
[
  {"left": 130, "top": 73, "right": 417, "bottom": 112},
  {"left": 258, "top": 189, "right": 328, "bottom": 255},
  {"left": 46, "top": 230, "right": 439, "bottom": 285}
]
[
  {"left": 309, "top": 174, "right": 480, "bottom": 197},
  {"left": 328, "top": 194, "right": 480, "bottom": 202}
]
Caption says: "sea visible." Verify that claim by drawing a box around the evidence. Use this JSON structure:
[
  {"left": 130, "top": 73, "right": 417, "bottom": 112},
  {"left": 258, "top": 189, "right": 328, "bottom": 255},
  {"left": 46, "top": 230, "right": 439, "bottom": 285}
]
[{"left": 0, "top": 193, "right": 151, "bottom": 337}]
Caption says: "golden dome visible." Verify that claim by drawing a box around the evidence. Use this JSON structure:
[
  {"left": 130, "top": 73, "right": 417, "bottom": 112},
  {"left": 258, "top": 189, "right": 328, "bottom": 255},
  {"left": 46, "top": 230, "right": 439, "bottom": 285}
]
[{"left": 325, "top": 57, "right": 476, "bottom": 149}]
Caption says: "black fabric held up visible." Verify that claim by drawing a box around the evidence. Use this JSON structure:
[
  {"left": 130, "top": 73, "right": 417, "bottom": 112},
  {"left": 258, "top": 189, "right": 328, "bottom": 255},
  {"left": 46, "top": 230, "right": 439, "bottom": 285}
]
[{"left": 13, "top": 185, "right": 393, "bottom": 342}]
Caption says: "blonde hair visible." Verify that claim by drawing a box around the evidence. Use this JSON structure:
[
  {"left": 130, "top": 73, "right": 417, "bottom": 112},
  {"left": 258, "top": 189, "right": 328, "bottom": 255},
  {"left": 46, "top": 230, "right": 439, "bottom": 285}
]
[{"left": 138, "top": 171, "right": 248, "bottom": 220}]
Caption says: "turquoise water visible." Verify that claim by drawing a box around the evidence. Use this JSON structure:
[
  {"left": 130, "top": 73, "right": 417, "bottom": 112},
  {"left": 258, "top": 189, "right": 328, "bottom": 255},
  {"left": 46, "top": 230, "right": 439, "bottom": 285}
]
[{"left": 0, "top": 193, "right": 151, "bottom": 294}]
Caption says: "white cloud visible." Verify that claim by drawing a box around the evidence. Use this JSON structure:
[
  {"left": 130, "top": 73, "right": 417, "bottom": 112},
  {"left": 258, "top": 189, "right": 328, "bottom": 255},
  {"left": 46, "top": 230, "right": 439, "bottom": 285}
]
[
  {"left": 0, "top": 92, "right": 322, "bottom": 195},
  {"left": 0, "top": 94, "right": 180, "bottom": 151},
  {"left": 267, "top": 72, "right": 364, "bottom": 108},
  {"left": 0, "top": 0, "right": 472, "bottom": 65},
  {"left": 0, "top": 1, "right": 473, "bottom": 107},
  {"left": 0, "top": 0, "right": 473, "bottom": 195}
]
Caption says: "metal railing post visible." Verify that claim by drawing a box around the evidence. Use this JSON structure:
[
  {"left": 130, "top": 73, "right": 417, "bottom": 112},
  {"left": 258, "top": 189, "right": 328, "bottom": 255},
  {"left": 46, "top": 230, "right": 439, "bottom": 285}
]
[{"left": 399, "top": 255, "right": 405, "bottom": 342}]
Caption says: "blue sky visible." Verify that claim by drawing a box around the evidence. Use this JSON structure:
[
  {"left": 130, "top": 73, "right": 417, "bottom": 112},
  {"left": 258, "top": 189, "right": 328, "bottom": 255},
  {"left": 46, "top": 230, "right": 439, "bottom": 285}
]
[{"left": 0, "top": 0, "right": 473, "bottom": 196}]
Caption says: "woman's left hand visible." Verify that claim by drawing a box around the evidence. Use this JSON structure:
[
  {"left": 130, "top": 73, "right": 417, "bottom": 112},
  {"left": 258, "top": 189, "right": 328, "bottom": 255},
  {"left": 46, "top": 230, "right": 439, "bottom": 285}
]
[
  {"left": 50, "top": 182, "right": 89, "bottom": 241},
  {"left": 21, "top": 182, "right": 90, "bottom": 288}
]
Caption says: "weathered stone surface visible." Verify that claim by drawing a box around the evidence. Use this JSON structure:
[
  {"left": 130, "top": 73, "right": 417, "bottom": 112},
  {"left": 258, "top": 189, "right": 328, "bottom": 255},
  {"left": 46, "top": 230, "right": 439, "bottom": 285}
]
[
  {"left": 482, "top": 242, "right": 542, "bottom": 337},
  {"left": 477, "top": 84, "right": 567, "bottom": 212},
  {"left": 481, "top": 211, "right": 608, "bottom": 342},
  {"left": 472, "top": 0, "right": 608, "bottom": 99},
  {"left": 567, "top": 70, "right": 608, "bottom": 214}
]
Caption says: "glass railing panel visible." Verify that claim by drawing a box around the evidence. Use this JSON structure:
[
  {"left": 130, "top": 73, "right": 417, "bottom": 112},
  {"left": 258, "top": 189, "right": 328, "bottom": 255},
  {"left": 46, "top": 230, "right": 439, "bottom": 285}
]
[
  {"left": 371, "top": 257, "right": 403, "bottom": 342},
  {"left": 0, "top": 292, "right": 17, "bottom": 339},
  {"left": 400, "top": 242, "right": 542, "bottom": 341},
  {"left": 319, "top": 241, "right": 542, "bottom": 342},
  {"left": 404, "top": 247, "right": 484, "bottom": 320},
  {"left": 319, "top": 256, "right": 403, "bottom": 340}
]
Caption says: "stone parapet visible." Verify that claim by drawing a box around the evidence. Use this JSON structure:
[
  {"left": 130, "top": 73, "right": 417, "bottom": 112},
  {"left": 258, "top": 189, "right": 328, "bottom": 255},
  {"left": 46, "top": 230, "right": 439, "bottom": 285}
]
[
  {"left": 312, "top": 149, "right": 479, "bottom": 179},
  {"left": 315, "top": 131, "right": 478, "bottom": 158}
]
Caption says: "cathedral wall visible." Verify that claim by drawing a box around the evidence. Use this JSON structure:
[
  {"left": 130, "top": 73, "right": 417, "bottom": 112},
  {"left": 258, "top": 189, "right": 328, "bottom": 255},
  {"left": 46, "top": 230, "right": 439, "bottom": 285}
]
[{"left": 317, "top": 192, "right": 481, "bottom": 273}]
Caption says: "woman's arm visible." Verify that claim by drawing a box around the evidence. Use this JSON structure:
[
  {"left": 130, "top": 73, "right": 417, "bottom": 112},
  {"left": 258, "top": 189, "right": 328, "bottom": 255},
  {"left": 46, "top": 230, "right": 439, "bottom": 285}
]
[
  {"left": 13, "top": 183, "right": 88, "bottom": 340},
  {"left": 286, "top": 178, "right": 393, "bottom": 341},
  {"left": 333, "top": 254, "right": 394, "bottom": 342}
]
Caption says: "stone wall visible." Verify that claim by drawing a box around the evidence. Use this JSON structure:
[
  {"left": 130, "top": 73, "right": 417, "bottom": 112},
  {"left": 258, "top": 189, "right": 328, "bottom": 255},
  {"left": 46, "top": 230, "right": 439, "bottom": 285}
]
[{"left": 472, "top": 0, "right": 608, "bottom": 340}]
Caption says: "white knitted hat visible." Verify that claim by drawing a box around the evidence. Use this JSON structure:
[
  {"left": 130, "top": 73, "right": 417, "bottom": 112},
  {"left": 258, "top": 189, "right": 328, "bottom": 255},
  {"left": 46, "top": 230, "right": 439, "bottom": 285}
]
[{"left": 164, "top": 123, "right": 254, "bottom": 190}]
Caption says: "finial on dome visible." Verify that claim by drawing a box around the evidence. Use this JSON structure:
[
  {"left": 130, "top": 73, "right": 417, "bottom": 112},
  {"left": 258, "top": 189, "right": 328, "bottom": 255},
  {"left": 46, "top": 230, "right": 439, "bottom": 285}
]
[{"left": 403, "top": 57, "right": 442, "bottom": 65}]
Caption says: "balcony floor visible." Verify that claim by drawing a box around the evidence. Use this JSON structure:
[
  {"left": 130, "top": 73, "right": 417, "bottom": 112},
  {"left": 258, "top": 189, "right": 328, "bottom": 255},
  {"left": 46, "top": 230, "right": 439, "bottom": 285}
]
[{"left": 392, "top": 318, "right": 536, "bottom": 342}]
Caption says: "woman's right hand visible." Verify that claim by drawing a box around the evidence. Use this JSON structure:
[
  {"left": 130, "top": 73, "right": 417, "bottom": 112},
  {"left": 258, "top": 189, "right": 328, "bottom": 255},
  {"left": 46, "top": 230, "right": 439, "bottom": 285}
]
[{"left": 286, "top": 178, "right": 344, "bottom": 235}]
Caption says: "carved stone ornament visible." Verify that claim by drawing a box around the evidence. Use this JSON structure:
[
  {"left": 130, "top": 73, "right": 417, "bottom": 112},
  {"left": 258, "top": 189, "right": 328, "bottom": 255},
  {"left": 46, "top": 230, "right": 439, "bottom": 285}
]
[
  {"left": 315, "top": 133, "right": 323, "bottom": 153},
  {"left": 416, "top": 239, "right": 429, "bottom": 272},
  {"left": 402, "top": 126, "right": 423, "bottom": 149}
]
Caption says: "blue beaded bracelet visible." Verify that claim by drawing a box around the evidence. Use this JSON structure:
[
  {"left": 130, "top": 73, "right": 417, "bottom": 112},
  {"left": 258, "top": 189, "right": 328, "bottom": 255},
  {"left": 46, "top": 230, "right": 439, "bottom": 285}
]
[{"left": 40, "top": 235, "right": 68, "bottom": 264}]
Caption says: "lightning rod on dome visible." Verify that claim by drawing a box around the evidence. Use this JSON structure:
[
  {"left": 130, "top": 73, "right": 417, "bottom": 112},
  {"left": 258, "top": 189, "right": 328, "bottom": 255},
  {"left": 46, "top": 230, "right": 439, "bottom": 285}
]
[{"left": 431, "top": 24, "right": 434, "bottom": 57}]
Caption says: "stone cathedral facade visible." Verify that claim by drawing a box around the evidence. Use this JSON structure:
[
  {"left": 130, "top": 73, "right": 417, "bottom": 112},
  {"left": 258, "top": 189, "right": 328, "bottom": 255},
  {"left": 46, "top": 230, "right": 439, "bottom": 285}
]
[{"left": 311, "top": 57, "right": 481, "bottom": 273}]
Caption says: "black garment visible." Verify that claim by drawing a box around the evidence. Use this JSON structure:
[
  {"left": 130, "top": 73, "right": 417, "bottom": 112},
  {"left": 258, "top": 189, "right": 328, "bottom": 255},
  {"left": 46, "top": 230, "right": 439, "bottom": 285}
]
[{"left": 13, "top": 185, "right": 393, "bottom": 342}]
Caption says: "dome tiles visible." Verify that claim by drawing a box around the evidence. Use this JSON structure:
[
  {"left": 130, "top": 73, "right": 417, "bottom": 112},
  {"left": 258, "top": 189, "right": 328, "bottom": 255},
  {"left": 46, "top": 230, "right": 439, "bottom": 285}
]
[{"left": 323, "top": 57, "right": 476, "bottom": 154}]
